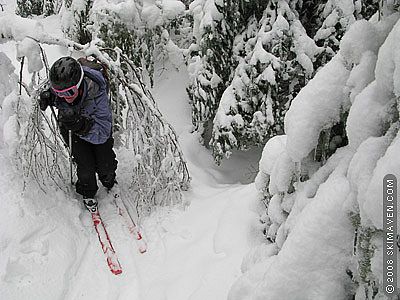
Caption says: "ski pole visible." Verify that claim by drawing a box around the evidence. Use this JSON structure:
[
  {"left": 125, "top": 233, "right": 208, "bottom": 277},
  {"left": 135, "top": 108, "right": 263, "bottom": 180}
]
[
  {"left": 68, "top": 129, "right": 73, "bottom": 186},
  {"left": 49, "top": 105, "right": 74, "bottom": 186}
]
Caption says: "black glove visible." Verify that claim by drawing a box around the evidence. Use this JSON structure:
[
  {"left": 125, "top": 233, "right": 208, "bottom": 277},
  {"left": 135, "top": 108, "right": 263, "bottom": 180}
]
[
  {"left": 59, "top": 108, "right": 94, "bottom": 136},
  {"left": 39, "top": 89, "right": 55, "bottom": 111}
]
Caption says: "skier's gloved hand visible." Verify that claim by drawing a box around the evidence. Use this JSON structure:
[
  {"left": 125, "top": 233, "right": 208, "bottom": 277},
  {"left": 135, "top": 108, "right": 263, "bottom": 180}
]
[
  {"left": 39, "top": 89, "right": 55, "bottom": 111},
  {"left": 59, "top": 108, "right": 94, "bottom": 136}
]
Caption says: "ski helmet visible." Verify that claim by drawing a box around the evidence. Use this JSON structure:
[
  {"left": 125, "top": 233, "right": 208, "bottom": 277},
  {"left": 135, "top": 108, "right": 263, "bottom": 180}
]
[{"left": 49, "top": 57, "right": 83, "bottom": 90}]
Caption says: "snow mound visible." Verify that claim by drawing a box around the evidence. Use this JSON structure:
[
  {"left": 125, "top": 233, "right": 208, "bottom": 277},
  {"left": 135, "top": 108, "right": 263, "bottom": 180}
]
[{"left": 284, "top": 55, "right": 350, "bottom": 162}]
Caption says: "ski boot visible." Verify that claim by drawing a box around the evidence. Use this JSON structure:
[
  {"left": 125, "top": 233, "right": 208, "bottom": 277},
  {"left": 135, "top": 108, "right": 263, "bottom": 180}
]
[{"left": 83, "top": 196, "right": 98, "bottom": 213}]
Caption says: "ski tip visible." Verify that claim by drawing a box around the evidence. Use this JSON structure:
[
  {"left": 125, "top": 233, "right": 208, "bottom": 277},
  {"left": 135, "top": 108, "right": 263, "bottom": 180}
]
[{"left": 112, "top": 269, "right": 123, "bottom": 275}]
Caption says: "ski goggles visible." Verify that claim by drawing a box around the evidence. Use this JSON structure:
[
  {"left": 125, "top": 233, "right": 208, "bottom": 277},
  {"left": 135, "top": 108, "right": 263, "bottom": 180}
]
[{"left": 51, "top": 68, "right": 84, "bottom": 102}]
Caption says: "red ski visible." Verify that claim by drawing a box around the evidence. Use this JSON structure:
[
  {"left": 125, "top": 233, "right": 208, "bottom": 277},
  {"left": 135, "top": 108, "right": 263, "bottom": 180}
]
[
  {"left": 91, "top": 209, "right": 123, "bottom": 275},
  {"left": 112, "top": 193, "right": 147, "bottom": 254}
]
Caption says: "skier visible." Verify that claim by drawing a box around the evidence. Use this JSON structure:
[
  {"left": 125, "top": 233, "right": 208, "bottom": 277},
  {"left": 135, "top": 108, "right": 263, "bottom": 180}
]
[{"left": 39, "top": 56, "right": 118, "bottom": 212}]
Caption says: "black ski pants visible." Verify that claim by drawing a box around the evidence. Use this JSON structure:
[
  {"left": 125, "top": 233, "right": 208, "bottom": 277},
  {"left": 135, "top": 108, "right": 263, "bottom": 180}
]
[{"left": 65, "top": 132, "right": 118, "bottom": 198}]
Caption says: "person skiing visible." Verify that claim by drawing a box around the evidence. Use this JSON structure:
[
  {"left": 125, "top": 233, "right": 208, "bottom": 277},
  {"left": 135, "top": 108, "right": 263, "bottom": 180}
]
[{"left": 39, "top": 56, "right": 118, "bottom": 212}]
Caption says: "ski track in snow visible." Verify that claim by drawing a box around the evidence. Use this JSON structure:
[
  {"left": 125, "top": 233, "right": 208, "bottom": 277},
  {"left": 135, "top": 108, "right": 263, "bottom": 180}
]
[{"left": 0, "top": 42, "right": 260, "bottom": 299}]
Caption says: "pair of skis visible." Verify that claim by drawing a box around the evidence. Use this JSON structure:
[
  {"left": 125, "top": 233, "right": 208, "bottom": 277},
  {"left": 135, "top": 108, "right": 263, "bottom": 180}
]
[{"left": 89, "top": 193, "right": 147, "bottom": 275}]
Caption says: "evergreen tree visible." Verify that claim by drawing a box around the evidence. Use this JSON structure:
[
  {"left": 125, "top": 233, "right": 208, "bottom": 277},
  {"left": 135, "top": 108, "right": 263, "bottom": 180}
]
[
  {"left": 230, "top": 1, "right": 399, "bottom": 298},
  {"left": 43, "top": 0, "right": 55, "bottom": 16},
  {"left": 16, "top": 0, "right": 43, "bottom": 17},
  {"left": 211, "top": 0, "right": 321, "bottom": 163},
  {"left": 43, "top": 0, "right": 62, "bottom": 17},
  {"left": 186, "top": 0, "right": 262, "bottom": 143},
  {"left": 296, "top": 0, "right": 327, "bottom": 38},
  {"left": 63, "top": 0, "right": 188, "bottom": 86},
  {"left": 314, "top": 0, "right": 380, "bottom": 67},
  {"left": 209, "top": 0, "right": 382, "bottom": 164},
  {"left": 61, "top": 0, "right": 93, "bottom": 44},
  {"left": 62, "top": 0, "right": 190, "bottom": 145}
]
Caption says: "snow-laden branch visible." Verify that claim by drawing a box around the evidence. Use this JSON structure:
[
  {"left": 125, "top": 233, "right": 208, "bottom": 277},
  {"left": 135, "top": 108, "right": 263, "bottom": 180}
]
[{"left": 2, "top": 17, "right": 190, "bottom": 215}]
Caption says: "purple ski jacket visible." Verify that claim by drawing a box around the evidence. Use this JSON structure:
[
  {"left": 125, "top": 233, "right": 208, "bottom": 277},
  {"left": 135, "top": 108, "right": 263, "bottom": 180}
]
[{"left": 55, "top": 66, "right": 112, "bottom": 145}]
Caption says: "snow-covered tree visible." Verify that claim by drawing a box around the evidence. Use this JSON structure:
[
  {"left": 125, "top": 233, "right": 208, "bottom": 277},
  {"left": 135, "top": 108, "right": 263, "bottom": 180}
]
[
  {"left": 62, "top": 0, "right": 187, "bottom": 86},
  {"left": 186, "top": 0, "right": 260, "bottom": 143},
  {"left": 16, "top": 0, "right": 43, "bottom": 17},
  {"left": 313, "top": 0, "right": 380, "bottom": 67},
  {"left": 60, "top": 0, "right": 188, "bottom": 145},
  {"left": 210, "top": 0, "right": 383, "bottom": 164},
  {"left": 211, "top": 0, "right": 322, "bottom": 164},
  {"left": 229, "top": 3, "right": 400, "bottom": 298},
  {"left": 16, "top": 0, "right": 61, "bottom": 17},
  {"left": 61, "top": 0, "right": 93, "bottom": 44},
  {"left": 43, "top": 0, "right": 62, "bottom": 16},
  {"left": 0, "top": 15, "right": 190, "bottom": 216}
]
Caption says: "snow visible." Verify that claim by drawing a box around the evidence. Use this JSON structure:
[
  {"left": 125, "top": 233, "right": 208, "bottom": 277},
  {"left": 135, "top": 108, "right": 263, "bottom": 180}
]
[
  {"left": 364, "top": 131, "right": 400, "bottom": 229},
  {"left": 375, "top": 15, "right": 400, "bottom": 97},
  {"left": 346, "top": 81, "right": 393, "bottom": 150},
  {"left": 339, "top": 19, "right": 380, "bottom": 64},
  {"left": 161, "top": 0, "right": 186, "bottom": 21},
  {"left": 347, "top": 135, "right": 392, "bottom": 227},
  {"left": 344, "top": 50, "right": 377, "bottom": 104},
  {"left": 257, "top": 135, "right": 287, "bottom": 177},
  {"left": 284, "top": 55, "right": 350, "bottom": 162},
  {"left": 0, "top": 32, "right": 259, "bottom": 300},
  {"left": 0, "top": 51, "right": 17, "bottom": 104},
  {"left": 16, "top": 38, "right": 43, "bottom": 73},
  {"left": 0, "top": 13, "right": 45, "bottom": 42},
  {"left": 1, "top": 2, "right": 400, "bottom": 299},
  {"left": 230, "top": 170, "right": 354, "bottom": 300},
  {"left": 189, "top": 0, "right": 223, "bottom": 41},
  {"left": 230, "top": 10, "right": 400, "bottom": 300},
  {"left": 268, "top": 151, "right": 295, "bottom": 194}
]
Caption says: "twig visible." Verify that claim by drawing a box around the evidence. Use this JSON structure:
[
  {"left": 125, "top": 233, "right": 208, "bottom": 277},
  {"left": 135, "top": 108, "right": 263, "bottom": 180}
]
[{"left": 19, "top": 57, "right": 24, "bottom": 96}]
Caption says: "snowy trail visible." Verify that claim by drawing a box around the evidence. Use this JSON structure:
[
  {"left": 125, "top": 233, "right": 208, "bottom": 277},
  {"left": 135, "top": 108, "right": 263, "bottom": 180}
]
[
  {"left": 0, "top": 158, "right": 256, "bottom": 300},
  {"left": 125, "top": 65, "right": 259, "bottom": 299},
  {"left": 134, "top": 183, "right": 257, "bottom": 300}
]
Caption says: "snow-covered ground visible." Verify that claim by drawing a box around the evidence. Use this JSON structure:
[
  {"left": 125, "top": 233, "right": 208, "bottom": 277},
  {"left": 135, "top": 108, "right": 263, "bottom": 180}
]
[
  {"left": 2, "top": 2, "right": 400, "bottom": 299},
  {"left": 0, "top": 19, "right": 262, "bottom": 298}
]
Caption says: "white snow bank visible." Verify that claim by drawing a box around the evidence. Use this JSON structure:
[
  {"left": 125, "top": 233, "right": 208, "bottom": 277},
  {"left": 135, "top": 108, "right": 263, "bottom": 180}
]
[
  {"left": 0, "top": 150, "right": 89, "bottom": 300},
  {"left": 230, "top": 171, "right": 353, "bottom": 300},
  {"left": 284, "top": 55, "right": 350, "bottom": 162}
]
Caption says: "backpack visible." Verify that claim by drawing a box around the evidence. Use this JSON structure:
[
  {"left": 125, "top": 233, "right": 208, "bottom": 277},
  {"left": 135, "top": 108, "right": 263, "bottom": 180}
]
[{"left": 77, "top": 56, "right": 110, "bottom": 90}]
